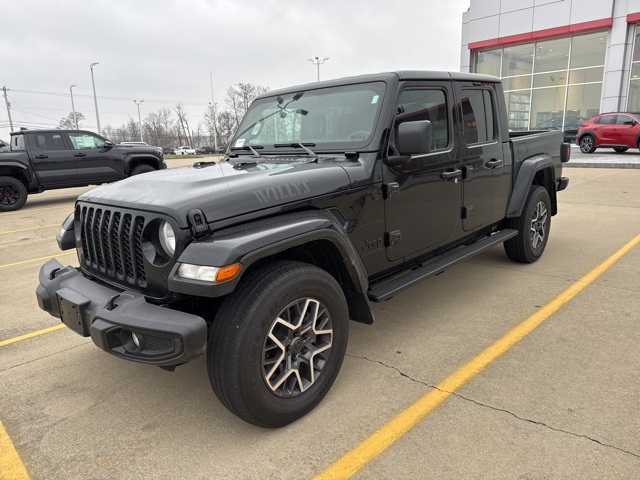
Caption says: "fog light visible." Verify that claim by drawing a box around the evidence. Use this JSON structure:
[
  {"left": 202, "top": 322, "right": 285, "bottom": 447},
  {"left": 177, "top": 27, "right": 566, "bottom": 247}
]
[{"left": 131, "top": 332, "right": 141, "bottom": 348}]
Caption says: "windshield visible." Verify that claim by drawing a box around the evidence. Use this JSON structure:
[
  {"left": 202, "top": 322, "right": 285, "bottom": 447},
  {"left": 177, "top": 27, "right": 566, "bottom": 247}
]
[{"left": 231, "top": 82, "right": 386, "bottom": 151}]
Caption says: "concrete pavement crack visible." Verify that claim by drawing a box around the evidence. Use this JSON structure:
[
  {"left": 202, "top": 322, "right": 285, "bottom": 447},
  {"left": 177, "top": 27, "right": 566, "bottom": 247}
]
[{"left": 346, "top": 353, "right": 640, "bottom": 460}]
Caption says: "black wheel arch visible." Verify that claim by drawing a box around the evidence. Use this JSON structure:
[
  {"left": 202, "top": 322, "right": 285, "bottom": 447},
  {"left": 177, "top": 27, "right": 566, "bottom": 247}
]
[
  {"left": 507, "top": 155, "right": 557, "bottom": 218},
  {"left": 0, "top": 164, "right": 35, "bottom": 191},
  {"left": 125, "top": 155, "right": 161, "bottom": 175},
  {"left": 168, "top": 210, "right": 375, "bottom": 324},
  {"left": 578, "top": 130, "right": 596, "bottom": 143}
]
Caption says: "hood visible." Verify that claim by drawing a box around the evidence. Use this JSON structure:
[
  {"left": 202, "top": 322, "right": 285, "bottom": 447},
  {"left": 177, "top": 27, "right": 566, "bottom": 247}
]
[{"left": 79, "top": 157, "right": 352, "bottom": 228}]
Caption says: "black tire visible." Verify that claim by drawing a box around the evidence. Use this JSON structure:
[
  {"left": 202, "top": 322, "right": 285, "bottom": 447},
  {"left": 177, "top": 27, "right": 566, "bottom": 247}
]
[
  {"left": 614, "top": 147, "right": 629, "bottom": 153},
  {"left": 208, "top": 261, "right": 349, "bottom": 428},
  {"left": 504, "top": 185, "right": 551, "bottom": 263},
  {"left": 0, "top": 176, "right": 28, "bottom": 212},
  {"left": 130, "top": 164, "right": 155, "bottom": 176},
  {"left": 579, "top": 134, "right": 596, "bottom": 153}
]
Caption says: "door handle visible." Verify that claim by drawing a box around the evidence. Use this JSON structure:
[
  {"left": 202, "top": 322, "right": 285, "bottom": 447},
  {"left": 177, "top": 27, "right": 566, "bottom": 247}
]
[
  {"left": 34, "top": 154, "right": 48, "bottom": 159},
  {"left": 486, "top": 159, "right": 503, "bottom": 169},
  {"left": 441, "top": 169, "right": 462, "bottom": 180},
  {"left": 74, "top": 152, "right": 86, "bottom": 157}
]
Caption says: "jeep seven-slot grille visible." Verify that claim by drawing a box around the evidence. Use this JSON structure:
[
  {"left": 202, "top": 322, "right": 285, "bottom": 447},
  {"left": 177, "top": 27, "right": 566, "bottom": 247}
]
[{"left": 80, "top": 206, "right": 147, "bottom": 287}]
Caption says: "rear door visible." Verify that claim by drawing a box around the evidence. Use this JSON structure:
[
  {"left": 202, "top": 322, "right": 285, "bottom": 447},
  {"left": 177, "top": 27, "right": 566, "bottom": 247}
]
[
  {"left": 66, "top": 132, "right": 125, "bottom": 183},
  {"left": 454, "top": 83, "right": 511, "bottom": 231},
  {"left": 27, "top": 132, "right": 78, "bottom": 187},
  {"left": 383, "top": 81, "right": 462, "bottom": 262}
]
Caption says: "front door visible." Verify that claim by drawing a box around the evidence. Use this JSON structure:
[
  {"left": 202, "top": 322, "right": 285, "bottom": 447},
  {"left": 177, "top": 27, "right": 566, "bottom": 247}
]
[
  {"left": 66, "top": 132, "right": 124, "bottom": 183},
  {"left": 383, "top": 81, "right": 462, "bottom": 262},
  {"left": 455, "top": 84, "right": 511, "bottom": 231}
]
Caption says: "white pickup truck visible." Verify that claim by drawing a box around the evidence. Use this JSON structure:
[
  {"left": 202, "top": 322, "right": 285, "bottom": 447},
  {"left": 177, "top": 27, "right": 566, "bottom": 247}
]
[{"left": 176, "top": 146, "right": 196, "bottom": 155}]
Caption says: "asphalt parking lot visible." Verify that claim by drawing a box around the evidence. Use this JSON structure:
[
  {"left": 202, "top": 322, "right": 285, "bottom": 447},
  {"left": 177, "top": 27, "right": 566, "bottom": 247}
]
[{"left": 1, "top": 157, "right": 639, "bottom": 479}]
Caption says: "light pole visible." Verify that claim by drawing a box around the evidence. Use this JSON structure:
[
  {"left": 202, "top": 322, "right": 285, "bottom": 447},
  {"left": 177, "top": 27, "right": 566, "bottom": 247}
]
[
  {"left": 69, "top": 84, "right": 78, "bottom": 129},
  {"left": 307, "top": 56, "right": 329, "bottom": 82},
  {"left": 90, "top": 62, "right": 101, "bottom": 133},
  {"left": 134, "top": 99, "right": 144, "bottom": 142},
  {"left": 209, "top": 71, "right": 218, "bottom": 151}
]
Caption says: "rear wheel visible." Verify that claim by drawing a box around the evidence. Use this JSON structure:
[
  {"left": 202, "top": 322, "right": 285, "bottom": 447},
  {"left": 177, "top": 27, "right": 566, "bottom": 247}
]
[
  {"left": 579, "top": 134, "right": 596, "bottom": 153},
  {"left": 0, "top": 176, "right": 28, "bottom": 212},
  {"left": 208, "top": 261, "right": 349, "bottom": 428},
  {"left": 614, "top": 147, "right": 629, "bottom": 153},
  {"left": 504, "top": 185, "right": 551, "bottom": 263}
]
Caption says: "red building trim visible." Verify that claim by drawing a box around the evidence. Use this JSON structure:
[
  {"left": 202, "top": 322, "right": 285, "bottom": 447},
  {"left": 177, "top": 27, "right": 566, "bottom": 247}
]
[
  {"left": 468, "top": 17, "right": 613, "bottom": 50},
  {"left": 627, "top": 12, "right": 640, "bottom": 23}
]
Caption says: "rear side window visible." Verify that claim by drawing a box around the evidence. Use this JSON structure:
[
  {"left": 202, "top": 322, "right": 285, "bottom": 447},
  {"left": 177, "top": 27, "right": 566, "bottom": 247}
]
[
  {"left": 35, "top": 133, "right": 66, "bottom": 150},
  {"left": 460, "top": 89, "right": 495, "bottom": 145},
  {"left": 616, "top": 114, "right": 636, "bottom": 125},
  {"left": 395, "top": 89, "right": 449, "bottom": 150},
  {"left": 11, "top": 135, "right": 25, "bottom": 151}
]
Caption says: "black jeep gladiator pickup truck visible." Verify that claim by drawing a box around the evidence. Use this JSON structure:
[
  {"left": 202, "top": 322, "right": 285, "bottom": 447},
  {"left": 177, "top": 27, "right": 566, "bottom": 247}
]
[
  {"left": 36, "top": 71, "right": 569, "bottom": 427},
  {"left": 0, "top": 129, "right": 165, "bottom": 211}
]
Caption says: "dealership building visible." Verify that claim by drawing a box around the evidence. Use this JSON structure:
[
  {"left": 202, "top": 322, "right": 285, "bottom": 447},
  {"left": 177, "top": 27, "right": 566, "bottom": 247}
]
[{"left": 461, "top": 0, "right": 640, "bottom": 133}]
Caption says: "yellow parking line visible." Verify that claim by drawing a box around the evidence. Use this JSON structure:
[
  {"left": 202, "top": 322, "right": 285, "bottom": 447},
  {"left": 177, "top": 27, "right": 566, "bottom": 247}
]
[
  {"left": 0, "top": 252, "right": 75, "bottom": 270},
  {"left": 314, "top": 232, "right": 640, "bottom": 480},
  {"left": 0, "top": 224, "right": 59, "bottom": 235},
  {"left": 0, "top": 421, "right": 29, "bottom": 480},
  {"left": 0, "top": 325, "right": 65, "bottom": 348}
]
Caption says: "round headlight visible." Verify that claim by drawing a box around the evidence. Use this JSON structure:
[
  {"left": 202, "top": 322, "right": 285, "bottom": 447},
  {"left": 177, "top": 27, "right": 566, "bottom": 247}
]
[{"left": 159, "top": 221, "right": 176, "bottom": 256}]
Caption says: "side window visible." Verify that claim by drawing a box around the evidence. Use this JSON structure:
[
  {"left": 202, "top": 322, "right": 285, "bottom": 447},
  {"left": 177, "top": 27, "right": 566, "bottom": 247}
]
[
  {"left": 68, "top": 132, "right": 105, "bottom": 150},
  {"left": 34, "top": 133, "right": 66, "bottom": 151},
  {"left": 595, "top": 115, "right": 616, "bottom": 125},
  {"left": 395, "top": 89, "right": 449, "bottom": 151},
  {"left": 616, "top": 114, "right": 635, "bottom": 125},
  {"left": 460, "top": 89, "right": 495, "bottom": 145},
  {"left": 11, "top": 135, "right": 25, "bottom": 151}
]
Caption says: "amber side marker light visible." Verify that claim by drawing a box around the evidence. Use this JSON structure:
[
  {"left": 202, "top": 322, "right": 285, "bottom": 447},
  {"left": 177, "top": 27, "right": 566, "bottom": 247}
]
[{"left": 215, "top": 263, "right": 242, "bottom": 282}]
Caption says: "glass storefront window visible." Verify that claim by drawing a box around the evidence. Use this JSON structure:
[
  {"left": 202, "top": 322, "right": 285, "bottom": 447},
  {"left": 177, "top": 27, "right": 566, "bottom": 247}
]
[
  {"left": 530, "top": 86, "right": 567, "bottom": 129},
  {"left": 568, "top": 67, "right": 604, "bottom": 84},
  {"left": 502, "top": 44, "right": 534, "bottom": 76},
  {"left": 570, "top": 32, "right": 607, "bottom": 68},
  {"left": 504, "top": 90, "right": 531, "bottom": 131},
  {"left": 476, "top": 49, "right": 501, "bottom": 76},
  {"left": 533, "top": 72, "right": 568, "bottom": 88},
  {"left": 565, "top": 83, "right": 602, "bottom": 129},
  {"left": 534, "top": 38, "right": 570, "bottom": 73},
  {"left": 502, "top": 76, "right": 532, "bottom": 91}
]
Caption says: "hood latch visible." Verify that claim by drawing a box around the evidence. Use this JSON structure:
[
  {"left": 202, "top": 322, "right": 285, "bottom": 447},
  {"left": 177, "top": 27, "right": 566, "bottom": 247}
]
[{"left": 187, "top": 209, "right": 210, "bottom": 238}]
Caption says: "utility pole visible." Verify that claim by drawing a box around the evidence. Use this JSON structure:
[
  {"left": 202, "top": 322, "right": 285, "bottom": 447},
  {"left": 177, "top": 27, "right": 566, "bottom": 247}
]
[
  {"left": 69, "top": 85, "right": 78, "bottom": 129},
  {"left": 134, "top": 100, "right": 144, "bottom": 142},
  {"left": 90, "top": 62, "right": 101, "bottom": 134},
  {"left": 307, "top": 56, "right": 329, "bottom": 82},
  {"left": 209, "top": 71, "right": 218, "bottom": 151},
  {"left": 2, "top": 86, "right": 14, "bottom": 132}
]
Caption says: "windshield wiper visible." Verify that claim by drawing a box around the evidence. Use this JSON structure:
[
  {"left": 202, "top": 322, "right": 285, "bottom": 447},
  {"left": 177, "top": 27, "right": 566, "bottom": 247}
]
[
  {"left": 273, "top": 142, "right": 318, "bottom": 159},
  {"left": 230, "top": 145, "right": 263, "bottom": 158}
]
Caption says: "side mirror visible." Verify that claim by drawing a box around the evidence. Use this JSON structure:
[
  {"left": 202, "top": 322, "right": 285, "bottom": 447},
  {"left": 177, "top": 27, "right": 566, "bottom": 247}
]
[
  {"left": 103, "top": 141, "right": 114, "bottom": 149},
  {"left": 396, "top": 120, "right": 432, "bottom": 155}
]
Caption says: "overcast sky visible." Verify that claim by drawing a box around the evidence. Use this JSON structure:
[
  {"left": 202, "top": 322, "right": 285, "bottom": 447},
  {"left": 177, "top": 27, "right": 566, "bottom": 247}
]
[{"left": 1, "top": 0, "right": 470, "bottom": 142}]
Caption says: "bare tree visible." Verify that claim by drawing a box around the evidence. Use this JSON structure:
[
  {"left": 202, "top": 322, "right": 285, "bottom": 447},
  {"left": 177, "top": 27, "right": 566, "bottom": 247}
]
[
  {"left": 144, "top": 108, "right": 175, "bottom": 148},
  {"left": 174, "top": 104, "right": 193, "bottom": 146},
  {"left": 224, "top": 83, "right": 270, "bottom": 132},
  {"left": 58, "top": 112, "right": 86, "bottom": 129}
]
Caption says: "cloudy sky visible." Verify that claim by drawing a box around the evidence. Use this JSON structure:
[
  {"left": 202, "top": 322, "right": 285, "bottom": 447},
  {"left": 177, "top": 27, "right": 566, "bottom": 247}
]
[{"left": 1, "top": 0, "right": 470, "bottom": 142}]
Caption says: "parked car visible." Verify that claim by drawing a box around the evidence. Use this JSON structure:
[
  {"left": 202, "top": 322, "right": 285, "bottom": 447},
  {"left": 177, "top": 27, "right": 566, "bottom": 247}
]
[
  {"left": 0, "top": 129, "right": 166, "bottom": 211},
  {"left": 37, "top": 71, "right": 569, "bottom": 427},
  {"left": 576, "top": 112, "right": 640, "bottom": 153},
  {"left": 196, "top": 146, "right": 218, "bottom": 154},
  {"left": 533, "top": 116, "right": 582, "bottom": 143},
  {"left": 0, "top": 139, "right": 9, "bottom": 152},
  {"left": 163, "top": 147, "right": 176, "bottom": 155},
  {"left": 176, "top": 146, "right": 196, "bottom": 155}
]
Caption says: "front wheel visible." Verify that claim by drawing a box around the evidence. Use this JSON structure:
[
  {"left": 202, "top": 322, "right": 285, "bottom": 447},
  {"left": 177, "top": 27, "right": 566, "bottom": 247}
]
[
  {"left": 579, "top": 135, "right": 596, "bottom": 153},
  {"left": 208, "top": 261, "right": 349, "bottom": 428},
  {"left": 0, "top": 176, "right": 28, "bottom": 212},
  {"left": 504, "top": 185, "right": 551, "bottom": 263}
]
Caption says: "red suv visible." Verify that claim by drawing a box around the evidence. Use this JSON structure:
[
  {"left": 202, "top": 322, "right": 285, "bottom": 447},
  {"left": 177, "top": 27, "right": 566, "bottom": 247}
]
[{"left": 576, "top": 112, "right": 640, "bottom": 153}]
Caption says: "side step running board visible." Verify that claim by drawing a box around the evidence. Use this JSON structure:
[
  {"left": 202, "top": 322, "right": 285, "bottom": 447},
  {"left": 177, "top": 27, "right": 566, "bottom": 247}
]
[{"left": 367, "top": 229, "right": 518, "bottom": 302}]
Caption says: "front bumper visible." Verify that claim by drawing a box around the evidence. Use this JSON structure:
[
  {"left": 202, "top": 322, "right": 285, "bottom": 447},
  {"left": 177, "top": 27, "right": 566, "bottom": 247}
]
[{"left": 36, "top": 259, "right": 207, "bottom": 367}]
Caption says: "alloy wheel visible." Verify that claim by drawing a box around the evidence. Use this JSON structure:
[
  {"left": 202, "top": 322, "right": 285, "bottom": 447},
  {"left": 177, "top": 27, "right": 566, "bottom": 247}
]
[{"left": 530, "top": 201, "right": 548, "bottom": 250}]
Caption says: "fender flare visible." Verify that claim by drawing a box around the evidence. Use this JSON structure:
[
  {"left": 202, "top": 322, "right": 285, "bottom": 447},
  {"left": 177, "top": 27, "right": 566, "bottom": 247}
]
[
  {"left": 168, "top": 210, "right": 375, "bottom": 324},
  {"left": 0, "top": 161, "right": 35, "bottom": 188},
  {"left": 507, "top": 155, "right": 555, "bottom": 218},
  {"left": 125, "top": 155, "right": 161, "bottom": 174}
]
